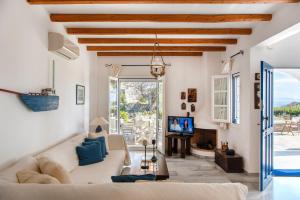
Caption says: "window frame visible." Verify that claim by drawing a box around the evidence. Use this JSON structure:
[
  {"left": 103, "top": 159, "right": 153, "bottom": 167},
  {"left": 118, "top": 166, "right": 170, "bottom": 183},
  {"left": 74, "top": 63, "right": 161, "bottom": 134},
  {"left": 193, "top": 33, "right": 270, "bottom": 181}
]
[{"left": 232, "top": 73, "right": 240, "bottom": 124}]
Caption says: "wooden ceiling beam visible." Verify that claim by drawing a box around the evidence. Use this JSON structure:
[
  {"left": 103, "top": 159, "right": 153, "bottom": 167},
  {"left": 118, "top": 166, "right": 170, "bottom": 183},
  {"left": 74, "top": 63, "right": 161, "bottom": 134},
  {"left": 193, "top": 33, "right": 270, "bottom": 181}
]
[
  {"left": 68, "top": 28, "right": 252, "bottom": 35},
  {"left": 87, "top": 46, "right": 226, "bottom": 51},
  {"left": 28, "top": 0, "right": 300, "bottom": 5},
  {"left": 51, "top": 14, "right": 272, "bottom": 23},
  {"left": 78, "top": 38, "right": 238, "bottom": 44},
  {"left": 97, "top": 52, "right": 203, "bottom": 56}
]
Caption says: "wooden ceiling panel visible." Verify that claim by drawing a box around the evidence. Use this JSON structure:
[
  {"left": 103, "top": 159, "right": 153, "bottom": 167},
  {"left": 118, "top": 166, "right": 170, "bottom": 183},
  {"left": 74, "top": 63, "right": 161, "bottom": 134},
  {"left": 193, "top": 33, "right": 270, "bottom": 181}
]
[
  {"left": 87, "top": 46, "right": 226, "bottom": 51},
  {"left": 68, "top": 28, "right": 252, "bottom": 35},
  {"left": 28, "top": 0, "right": 300, "bottom": 4},
  {"left": 97, "top": 52, "right": 203, "bottom": 56},
  {"left": 51, "top": 14, "right": 272, "bottom": 23},
  {"left": 78, "top": 38, "right": 238, "bottom": 44}
]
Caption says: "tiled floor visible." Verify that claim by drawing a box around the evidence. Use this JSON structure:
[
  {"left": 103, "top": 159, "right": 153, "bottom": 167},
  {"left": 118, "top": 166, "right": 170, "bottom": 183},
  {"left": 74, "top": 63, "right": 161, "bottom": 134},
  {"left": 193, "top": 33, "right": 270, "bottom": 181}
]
[{"left": 130, "top": 151, "right": 300, "bottom": 200}]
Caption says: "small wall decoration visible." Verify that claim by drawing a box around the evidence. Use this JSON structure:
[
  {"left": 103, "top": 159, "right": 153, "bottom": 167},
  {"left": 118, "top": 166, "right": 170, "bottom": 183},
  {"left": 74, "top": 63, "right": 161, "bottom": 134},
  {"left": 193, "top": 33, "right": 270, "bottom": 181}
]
[
  {"left": 181, "top": 102, "right": 186, "bottom": 110},
  {"left": 181, "top": 92, "right": 186, "bottom": 100},
  {"left": 191, "top": 104, "right": 196, "bottom": 112},
  {"left": 76, "top": 85, "right": 85, "bottom": 105},
  {"left": 188, "top": 88, "right": 197, "bottom": 102},
  {"left": 255, "top": 73, "right": 260, "bottom": 81},
  {"left": 254, "top": 82, "right": 260, "bottom": 109}
]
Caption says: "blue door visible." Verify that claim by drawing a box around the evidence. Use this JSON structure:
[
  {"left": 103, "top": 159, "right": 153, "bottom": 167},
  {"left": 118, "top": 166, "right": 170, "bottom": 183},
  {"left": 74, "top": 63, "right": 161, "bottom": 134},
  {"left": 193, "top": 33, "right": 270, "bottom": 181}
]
[{"left": 260, "top": 61, "right": 274, "bottom": 191}]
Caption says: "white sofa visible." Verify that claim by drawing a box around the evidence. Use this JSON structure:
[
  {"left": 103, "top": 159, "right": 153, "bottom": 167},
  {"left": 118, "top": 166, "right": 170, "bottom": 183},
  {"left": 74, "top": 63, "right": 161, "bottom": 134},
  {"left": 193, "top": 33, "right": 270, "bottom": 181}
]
[
  {"left": 0, "top": 134, "right": 248, "bottom": 200},
  {"left": 0, "top": 133, "right": 129, "bottom": 184}
]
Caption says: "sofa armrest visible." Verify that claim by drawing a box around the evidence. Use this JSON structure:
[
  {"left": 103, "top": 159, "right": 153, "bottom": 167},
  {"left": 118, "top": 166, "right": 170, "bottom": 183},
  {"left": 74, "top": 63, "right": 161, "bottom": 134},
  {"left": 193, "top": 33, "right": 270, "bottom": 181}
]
[
  {"left": 108, "top": 134, "right": 131, "bottom": 166},
  {"left": 108, "top": 134, "right": 126, "bottom": 150}
]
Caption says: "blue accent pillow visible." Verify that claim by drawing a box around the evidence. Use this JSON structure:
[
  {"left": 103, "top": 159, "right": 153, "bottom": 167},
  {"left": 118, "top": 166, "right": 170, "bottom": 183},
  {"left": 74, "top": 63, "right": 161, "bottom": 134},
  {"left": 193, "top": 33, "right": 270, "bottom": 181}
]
[
  {"left": 85, "top": 137, "right": 108, "bottom": 156},
  {"left": 76, "top": 142, "right": 103, "bottom": 166},
  {"left": 111, "top": 174, "right": 156, "bottom": 182},
  {"left": 82, "top": 141, "right": 106, "bottom": 158}
]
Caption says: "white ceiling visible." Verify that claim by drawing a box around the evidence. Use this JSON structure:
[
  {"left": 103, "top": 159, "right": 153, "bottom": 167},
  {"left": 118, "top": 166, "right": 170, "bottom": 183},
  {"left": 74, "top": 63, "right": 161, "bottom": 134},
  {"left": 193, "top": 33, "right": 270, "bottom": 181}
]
[{"left": 263, "top": 30, "right": 300, "bottom": 68}]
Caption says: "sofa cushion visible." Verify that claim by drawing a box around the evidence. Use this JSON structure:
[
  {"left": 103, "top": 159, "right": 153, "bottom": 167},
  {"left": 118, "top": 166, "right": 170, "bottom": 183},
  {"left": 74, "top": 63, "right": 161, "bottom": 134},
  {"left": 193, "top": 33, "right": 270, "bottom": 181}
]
[
  {"left": 0, "top": 156, "right": 39, "bottom": 183},
  {"left": 85, "top": 137, "right": 108, "bottom": 157},
  {"left": 17, "top": 170, "right": 60, "bottom": 184},
  {"left": 76, "top": 143, "right": 103, "bottom": 166},
  {"left": 88, "top": 130, "right": 109, "bottom": 152},
  {"left": 83, "top": 141, "right": 106, "bottom": 158},
  {"left": 70, "top": 150, "right": 125, "bottom": 184},
  {"left": 36, "top": 134, "right": 86, "bottom": 173},
  {"left": 38, "top": 157, "right": 72, "bottom": 184}
]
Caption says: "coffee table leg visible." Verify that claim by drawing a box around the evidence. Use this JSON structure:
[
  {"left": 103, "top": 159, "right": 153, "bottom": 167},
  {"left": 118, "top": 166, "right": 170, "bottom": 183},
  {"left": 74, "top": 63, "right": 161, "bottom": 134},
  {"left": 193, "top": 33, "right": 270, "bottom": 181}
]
[{"left": 180, "top": 138, "right": 186, "bottom": 158}]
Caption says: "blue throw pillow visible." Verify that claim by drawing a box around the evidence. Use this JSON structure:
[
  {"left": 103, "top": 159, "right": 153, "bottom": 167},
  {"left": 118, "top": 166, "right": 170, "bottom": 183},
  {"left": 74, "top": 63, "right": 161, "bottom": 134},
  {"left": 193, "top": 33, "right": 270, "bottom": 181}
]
[
  {"left": 85, "top": 137, "right": 108, "bottom": 157},
  {"left": 82, "top": 141, "right": 105, "bottom": 158},
  {"left": 76, "top": 142, "right": 103, "bottom": 166},
  {"left": 111, "top": 174, "right": 156, "bottom": 182}
]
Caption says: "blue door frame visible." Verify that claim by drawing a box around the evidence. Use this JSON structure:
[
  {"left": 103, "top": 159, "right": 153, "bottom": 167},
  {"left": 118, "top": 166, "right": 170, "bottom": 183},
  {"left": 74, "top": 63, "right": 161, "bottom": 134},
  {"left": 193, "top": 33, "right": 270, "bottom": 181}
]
[{"left": 260, "top": 61, "right": 274, "bottom": 191}]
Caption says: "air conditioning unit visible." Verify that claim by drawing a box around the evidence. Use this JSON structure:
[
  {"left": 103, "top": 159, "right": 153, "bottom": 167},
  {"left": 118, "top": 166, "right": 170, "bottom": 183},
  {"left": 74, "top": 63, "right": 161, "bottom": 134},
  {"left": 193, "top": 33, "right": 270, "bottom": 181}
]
[{"left": 48, "top": 32, "right": 80, "bottom": 60}]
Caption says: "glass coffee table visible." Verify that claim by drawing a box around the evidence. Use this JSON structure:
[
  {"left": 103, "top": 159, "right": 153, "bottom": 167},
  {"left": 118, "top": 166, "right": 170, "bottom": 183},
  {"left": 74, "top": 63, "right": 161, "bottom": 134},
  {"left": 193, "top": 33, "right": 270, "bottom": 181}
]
[{"left": 121, "top": 152, "right": 169, "bottom": 181}]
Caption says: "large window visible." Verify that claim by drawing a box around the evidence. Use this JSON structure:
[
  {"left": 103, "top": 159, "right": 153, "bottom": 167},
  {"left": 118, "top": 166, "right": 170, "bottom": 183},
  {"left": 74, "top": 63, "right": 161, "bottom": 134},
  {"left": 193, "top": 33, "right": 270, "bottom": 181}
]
[{"left": 232, "top": 73, "right": 240, "bottom": 124}]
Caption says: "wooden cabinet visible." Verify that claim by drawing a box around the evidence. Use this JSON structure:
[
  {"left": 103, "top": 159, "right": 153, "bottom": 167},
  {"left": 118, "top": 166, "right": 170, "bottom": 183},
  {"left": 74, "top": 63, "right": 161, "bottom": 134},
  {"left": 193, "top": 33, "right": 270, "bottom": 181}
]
[{"left": 215, "top": 149, "right": 244, "bottom": 173}]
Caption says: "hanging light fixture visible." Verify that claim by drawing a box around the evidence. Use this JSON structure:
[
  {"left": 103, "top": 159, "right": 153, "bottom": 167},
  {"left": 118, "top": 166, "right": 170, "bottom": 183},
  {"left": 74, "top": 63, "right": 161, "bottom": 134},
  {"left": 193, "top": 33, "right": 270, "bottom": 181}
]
[{"left": 150, "top": 35, "right": 166, "bottom": 77}]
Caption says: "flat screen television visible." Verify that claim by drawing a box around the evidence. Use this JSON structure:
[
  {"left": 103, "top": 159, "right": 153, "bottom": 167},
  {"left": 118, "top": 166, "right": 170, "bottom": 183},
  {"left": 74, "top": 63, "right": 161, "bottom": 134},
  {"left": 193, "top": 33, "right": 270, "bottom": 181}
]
[{"left": 168, "top": 116, "right": 195, "bottom": 135}]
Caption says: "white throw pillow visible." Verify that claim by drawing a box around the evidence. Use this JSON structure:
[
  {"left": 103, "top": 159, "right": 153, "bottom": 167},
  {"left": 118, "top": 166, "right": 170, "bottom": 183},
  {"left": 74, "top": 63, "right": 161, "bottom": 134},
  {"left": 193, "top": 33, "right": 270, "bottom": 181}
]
[
  {"left": 38, "top": 157, "right": 72, "bottom": 184},
  {"left": 88, "top": 130, "right": 110, "bottom": 152},
  {"left": 17, "top": 170, "right": 60, "bottom": 184}
]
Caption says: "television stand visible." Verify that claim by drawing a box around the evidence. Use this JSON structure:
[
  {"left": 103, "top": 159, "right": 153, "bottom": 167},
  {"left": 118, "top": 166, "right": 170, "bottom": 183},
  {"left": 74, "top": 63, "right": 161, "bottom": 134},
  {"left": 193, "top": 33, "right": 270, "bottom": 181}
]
[{"left": 166, "top": 134, "right": 192, "bottom": 158}]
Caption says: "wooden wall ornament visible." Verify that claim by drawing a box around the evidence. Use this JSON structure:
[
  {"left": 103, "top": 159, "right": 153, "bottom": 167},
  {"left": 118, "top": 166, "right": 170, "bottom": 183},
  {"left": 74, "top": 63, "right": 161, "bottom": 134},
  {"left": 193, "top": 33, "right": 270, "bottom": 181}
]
[
  {"left": 181, "top": 102, "right": 186, "bottom": 110},
  {"left": 254, "top": 82, "right": 260, "bottom": 109},
  {"left": 255, "top": 73, "right": 260, "bottom": 81},
  {"left": 191, "top": 104, "right": 196, "bottom": 112},
  {"left": 188, "top": 88, "right": 197, "bottom": 102},
  {"left": 0, "top": 88, "right": 59, "bottom": 112},
  {"left": 181, "top": 92, "right": 186, "bottom": 100}
]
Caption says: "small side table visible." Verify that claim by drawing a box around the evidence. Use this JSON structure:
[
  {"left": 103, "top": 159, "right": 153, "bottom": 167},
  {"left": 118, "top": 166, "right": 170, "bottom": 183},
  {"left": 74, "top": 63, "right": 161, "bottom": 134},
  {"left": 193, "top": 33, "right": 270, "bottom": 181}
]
[
  {"left": 215, "top": 149, "right": 244, "bottom": 173},
  {"left": 166, "top": 134, "right": 192, "bottom": 158}
]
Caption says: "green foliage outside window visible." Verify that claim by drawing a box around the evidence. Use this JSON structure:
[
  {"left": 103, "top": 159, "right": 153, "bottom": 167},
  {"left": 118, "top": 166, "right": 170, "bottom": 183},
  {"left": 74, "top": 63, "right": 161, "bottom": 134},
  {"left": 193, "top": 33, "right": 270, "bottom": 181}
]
[{"left": 274, "top": 104, "right": 300, "bottom": 116}]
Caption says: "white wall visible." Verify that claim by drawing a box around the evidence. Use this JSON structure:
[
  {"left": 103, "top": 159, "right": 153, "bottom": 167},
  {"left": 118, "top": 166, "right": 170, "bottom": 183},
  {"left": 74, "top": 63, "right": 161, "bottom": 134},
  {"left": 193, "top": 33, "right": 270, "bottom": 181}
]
[
  {"left": 90, "top": 53, "right": 222, "bottom": 139},
  {"left": 220, "top": 3, "right": 300, "bottom": 173},
  {"left": 0, "top": 0, "right": 93, "bottom": 166}
]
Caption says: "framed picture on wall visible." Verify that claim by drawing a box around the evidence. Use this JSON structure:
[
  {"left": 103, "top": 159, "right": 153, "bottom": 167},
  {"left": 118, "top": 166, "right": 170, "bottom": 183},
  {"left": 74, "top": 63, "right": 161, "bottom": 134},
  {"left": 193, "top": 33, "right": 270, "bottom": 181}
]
[
  {"left": 188, "top": 88, "right": 197, "bottom": 102},
  {"left": 76, "top": 85, "right": 85, "bottom": 105}
]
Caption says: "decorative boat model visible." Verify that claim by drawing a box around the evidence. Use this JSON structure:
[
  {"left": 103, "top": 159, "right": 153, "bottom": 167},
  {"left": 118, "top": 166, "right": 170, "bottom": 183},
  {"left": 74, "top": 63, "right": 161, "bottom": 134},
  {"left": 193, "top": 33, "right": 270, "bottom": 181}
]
[
  {"left": 19, "top": 93, "right": 59, "bottom": 112},
  {"left": 0, "top": 88, "right": 59, "bottom": 112}
]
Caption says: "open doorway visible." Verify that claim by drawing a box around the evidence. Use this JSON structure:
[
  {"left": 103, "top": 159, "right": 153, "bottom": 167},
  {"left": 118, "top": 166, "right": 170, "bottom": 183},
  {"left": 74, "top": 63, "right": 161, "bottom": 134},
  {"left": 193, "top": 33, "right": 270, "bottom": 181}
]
[
  {"left": 108, "top": 77, "right": 165, "bottom": 151},
  {"left": 273, "top": 69, "right": 300, "bottom": 175},
  {"left": 254, "top": 24, "right": 300, "bottom": 190}
]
